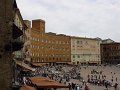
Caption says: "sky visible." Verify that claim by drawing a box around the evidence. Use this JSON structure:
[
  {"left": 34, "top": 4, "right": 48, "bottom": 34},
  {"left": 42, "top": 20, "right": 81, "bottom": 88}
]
[{"left": 16, "top": 0, "right": 120, "bottom": 42}]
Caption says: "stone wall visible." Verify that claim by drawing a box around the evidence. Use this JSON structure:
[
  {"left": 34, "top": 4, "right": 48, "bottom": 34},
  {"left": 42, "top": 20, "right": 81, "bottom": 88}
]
[{"left": 0, "top": 0, "right": 14, "bottom": 90}]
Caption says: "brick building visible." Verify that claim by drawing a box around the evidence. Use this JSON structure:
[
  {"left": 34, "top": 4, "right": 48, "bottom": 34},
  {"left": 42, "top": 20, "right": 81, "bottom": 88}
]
[
  {"left": 24, "top": 20, "right": 31, "bottom": 62},
  {"left": 25, "top": 19, "right": 71, "bottom": 64},
  {"left": 101, "top": 43, "right": 120, "bottom": 64}
]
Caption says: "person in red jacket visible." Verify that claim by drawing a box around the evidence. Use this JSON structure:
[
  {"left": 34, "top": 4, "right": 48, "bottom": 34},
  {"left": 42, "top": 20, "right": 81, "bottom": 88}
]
[{"left": 84, "top": 83, "right": 90, "bottom": 90}]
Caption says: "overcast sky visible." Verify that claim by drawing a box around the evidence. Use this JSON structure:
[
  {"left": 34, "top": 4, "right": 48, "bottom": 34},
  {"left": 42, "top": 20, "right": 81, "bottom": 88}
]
[{"left": 16, "top": 0, "right": 120, "bottom": 42}]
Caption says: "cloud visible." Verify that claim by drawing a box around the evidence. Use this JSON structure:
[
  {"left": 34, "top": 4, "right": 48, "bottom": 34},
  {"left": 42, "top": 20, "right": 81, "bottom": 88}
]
[{"left": 16, "top": 0, "right": 120, "bottom": 42}]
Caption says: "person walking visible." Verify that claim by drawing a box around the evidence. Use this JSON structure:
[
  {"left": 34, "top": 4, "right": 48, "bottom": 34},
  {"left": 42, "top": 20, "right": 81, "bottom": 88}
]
[
  {"left": 116, "top": 77, "right": 117, "bottom": 82},
  {"left": 114, "top": 83, "right": 118, "bottom": 90},
  {"left": 111, "top": 78, "right": 113, "bottom": 82},
  {"left": 84, "top": 83, "right": 90, "bottom": 90},
  {"left": 23, "top": 77, "right": 27, "bottom": 85}
]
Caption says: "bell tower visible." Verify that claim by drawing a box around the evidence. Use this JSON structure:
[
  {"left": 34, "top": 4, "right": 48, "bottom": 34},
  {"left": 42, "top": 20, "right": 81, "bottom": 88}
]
[{"left": 32, "top": 19, "right": 45, "bottom": 33}]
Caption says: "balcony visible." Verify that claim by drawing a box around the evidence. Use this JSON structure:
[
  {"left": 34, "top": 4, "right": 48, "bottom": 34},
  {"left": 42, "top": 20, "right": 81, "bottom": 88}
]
[
  {"left": 12, "top": 23, "right": 23, "bottom": 39},
  {"left": 12, "top": 37, "right": 24, "bottom": 51}
]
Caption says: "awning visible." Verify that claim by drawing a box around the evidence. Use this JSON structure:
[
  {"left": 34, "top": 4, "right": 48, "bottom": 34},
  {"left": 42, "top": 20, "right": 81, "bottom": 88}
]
[
  {"left": 32, "top": 63, "right": 48, "bottom": 67},
  {"left": 67, "top": 62, "right": 73, "bottom": 65},
  {"left": 88, "top": 61, "right": 99, "bottom": 63},
  {"left": 29, "top": 76, "right": 69, "bottom": 88},
  {"left": 12, "top": 23, "right": 23, "bottom": 39},
  {"left": 15, "top": 60, "right": 35, "bottom": 71},
  {"left": 20, "top": 85, "right": 36, "bottom": 90}
]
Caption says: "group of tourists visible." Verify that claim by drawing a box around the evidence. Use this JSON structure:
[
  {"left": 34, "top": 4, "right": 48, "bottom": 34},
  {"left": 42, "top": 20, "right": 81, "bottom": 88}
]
[
  {"left": 34, "top": 64, "right": 82, "bottom": 84},
  {"left": 16, "top": 64, "right": 82, "bottom": 89},
  {"left": 85, "top": 65, "right": 119, "bottom": 90},
  {"left": 16, "top": 63, "right": 120, "bottom": 90}
]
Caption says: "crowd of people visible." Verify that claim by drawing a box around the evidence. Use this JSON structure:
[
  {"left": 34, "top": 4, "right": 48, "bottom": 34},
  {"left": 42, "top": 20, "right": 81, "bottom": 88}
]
[
  {"left": 34, "top": 64, "right": 82, "bottom": 85},
  {"left": 16, "top": 63, "right": 120, "bottom": 90},
  {"left": 84, "top": 65, "right": 119, "bottom": 90},
  {"left": 17, "top": 64, "right": 87, "bottom": 90}
]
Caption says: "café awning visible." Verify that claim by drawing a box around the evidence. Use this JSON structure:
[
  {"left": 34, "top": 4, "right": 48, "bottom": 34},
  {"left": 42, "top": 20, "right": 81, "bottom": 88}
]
[
  {"left": 29, "top": 76, "right": 69, "bottom": 88},
  {"left": 20, "top": 85, "right": 36, "bottom": 90},
  {"left": 32, "top": 63, "right": 47, "bottom": 67},
  {"left": 15, "top": 60, "right": 35, "bottom": 71}
]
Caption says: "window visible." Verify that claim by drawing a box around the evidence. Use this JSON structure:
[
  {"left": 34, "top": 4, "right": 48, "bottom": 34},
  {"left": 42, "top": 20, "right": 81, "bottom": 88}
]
[
  {"left": 98, "top": 55, "right": 100, "bottom": 58},
  {"left": 78, "top": 55, "right": 80, "bottom": 58},
  {"left": 80, "top": 41, "right": 82, "bottom": 44},
  {"left": 80, "top": 46, "right": 83, "bottom": 48},
  {"left": 77, "top": 41, "right": 79, "bottom": 44},
  {"left": 67, "top": 41, "right": 69, "bottom": 44},
  {"left": 85, "top": 41, "right": 88, "bottom": 44},
  {"left": 73, "top": 55, "right": 75, "bottom": 58},
  {"left": 30, "top": 53, "right": 32, "bottom": 56},
  {"left": 97, "top": 42, "right": 99, "bottom": 45},
  {"left": 38, "top": 39, "right": 39, "bottom": 41},
  {"left": 56, "top": 41, "right": 58, "bottom": 44}
]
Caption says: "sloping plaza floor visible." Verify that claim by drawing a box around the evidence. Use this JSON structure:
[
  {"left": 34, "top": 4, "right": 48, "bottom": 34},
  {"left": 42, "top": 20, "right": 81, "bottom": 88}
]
[
  {"left": 72, "top": 65, "right": 120, "bottom": 90},
  {"left": 20, "top": 64, "right": 120, "bottom": 90}
]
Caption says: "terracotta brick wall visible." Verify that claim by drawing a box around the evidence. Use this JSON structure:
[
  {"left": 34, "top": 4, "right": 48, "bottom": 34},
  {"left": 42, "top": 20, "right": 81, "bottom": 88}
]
[{"left": 29, "top": 19, "right": 71, "bottom": 63}]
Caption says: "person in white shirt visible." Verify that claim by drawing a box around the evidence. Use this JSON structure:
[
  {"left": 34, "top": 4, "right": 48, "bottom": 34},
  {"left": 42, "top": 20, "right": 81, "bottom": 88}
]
[{"left": 23, "top": 77, "right": 27, "bottom": 85}]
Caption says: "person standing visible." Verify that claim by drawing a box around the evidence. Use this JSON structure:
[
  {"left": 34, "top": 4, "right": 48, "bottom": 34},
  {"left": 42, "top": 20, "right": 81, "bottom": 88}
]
[
  {"left": 68, "top": 83, "right": 72, "bottom": 90},
  {"left": 114, "top": 83, "right": 118, "bottom": 90},
  {"left": 84, "top": 84, "right": 90, "bottom": 90},
  {"left": 82, "top": 80, "right": 85, "bottom": 85},
  {"left": 116, "top": 77, "right": 117, "bottom": 82},
  {"left": 72, "top": 83, "right": 76, "bottom": 90},
  {"left": 105, "top": 81, "right": 108, "bottom": 89},
  {"left": 23, "top": 77, "right": 27, "bottom": 85},
  {"left": 111, "top": 78, "right": 113, "bottom": 82}
]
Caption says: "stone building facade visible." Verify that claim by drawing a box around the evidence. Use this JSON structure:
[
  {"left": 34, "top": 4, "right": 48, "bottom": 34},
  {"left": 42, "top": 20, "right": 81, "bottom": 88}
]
[
  {"left": 13, "top": 8, "right": 27, "bottom": 60},
  {"left": 101, "top": 43, "right": 120, "bottom": 64},
  {"left": 0, "top": 0, "right": 25, "bottom": 89},
  {"left": 25, "top": 19, "right": 71, "bottom": 63},
  {"left": 71, "top": 37, "right": 101, "bottom": 65},
  {"left": 24, "top": 20, "right": 31, "bottom": 62},
  {"left": 0, "top": 0, "right": 13, "bottom": 89}
]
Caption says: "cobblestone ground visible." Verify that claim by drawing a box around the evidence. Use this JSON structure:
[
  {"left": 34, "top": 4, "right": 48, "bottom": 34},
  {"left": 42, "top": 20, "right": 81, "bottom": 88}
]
[{"left": 74, "top": 65, "right": 120, "bottom": 90}]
